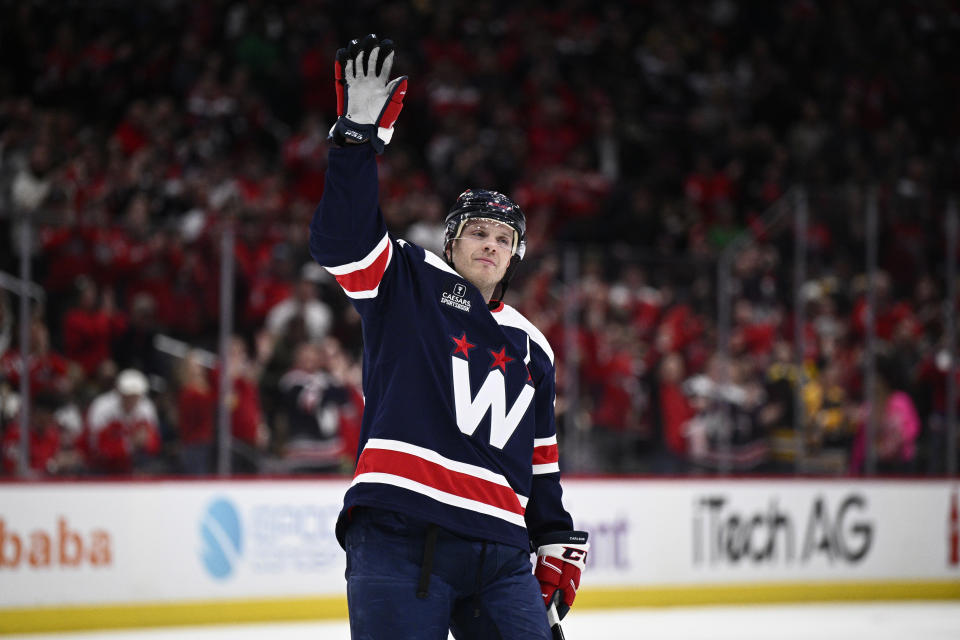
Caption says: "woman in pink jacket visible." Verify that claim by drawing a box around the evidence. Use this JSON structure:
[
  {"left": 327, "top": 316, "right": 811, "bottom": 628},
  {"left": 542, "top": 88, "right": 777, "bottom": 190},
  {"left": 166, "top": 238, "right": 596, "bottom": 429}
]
[{"left": 850, "top": 359, "right": 920, "bottom": 475}]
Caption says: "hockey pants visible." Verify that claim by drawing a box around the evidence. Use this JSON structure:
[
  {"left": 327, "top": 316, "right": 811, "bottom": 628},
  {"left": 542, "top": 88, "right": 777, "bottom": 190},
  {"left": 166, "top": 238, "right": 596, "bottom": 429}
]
[{"left": 344, "top": 507, "right": 552, "bottom": 640}]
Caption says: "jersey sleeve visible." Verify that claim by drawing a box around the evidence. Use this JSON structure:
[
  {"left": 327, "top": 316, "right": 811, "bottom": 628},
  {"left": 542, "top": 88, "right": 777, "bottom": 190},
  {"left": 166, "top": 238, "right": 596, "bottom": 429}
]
[
  {"left": 309, "top": 145, "right": 396, "bottom": 315},
  {"left": 523, "top": 344, "right": 575, "bottom": 543}
]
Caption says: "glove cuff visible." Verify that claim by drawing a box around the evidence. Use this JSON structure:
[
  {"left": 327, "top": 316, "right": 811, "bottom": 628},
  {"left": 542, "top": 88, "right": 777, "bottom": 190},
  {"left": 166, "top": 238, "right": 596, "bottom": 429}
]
[
  {"left": 328, "top": 117, "right": 386, "bottom": 154},
  {"left": 537, "top": 542, "right": 589, "bottom": 571},
  {"left": 535, "top": 530, "right": 589, "bottom": 547},
  {"left": 377, "top": 125, "right": 395, "bottom": 145}
]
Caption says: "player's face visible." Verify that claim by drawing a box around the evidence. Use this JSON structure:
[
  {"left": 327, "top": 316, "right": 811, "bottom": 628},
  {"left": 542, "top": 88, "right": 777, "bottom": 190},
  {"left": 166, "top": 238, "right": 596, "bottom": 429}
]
[{"left": 450, "top": 219, "right": 514, "bottom": 300}]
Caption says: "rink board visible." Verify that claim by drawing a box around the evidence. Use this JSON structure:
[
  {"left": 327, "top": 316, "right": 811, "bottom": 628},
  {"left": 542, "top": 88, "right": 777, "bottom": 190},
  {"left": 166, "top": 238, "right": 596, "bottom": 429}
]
[{"left": 0, "top": 478, "right": 958, "bottom": 633}]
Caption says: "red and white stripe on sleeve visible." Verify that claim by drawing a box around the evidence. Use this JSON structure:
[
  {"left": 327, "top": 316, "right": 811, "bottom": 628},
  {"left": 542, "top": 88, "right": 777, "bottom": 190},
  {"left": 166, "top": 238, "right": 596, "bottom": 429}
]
[
  {"left": 323, "top": 233, "right": 393, "bottom": 299},
  {"left": 532, "top": 435, "right": 560, "bottom": 475}
]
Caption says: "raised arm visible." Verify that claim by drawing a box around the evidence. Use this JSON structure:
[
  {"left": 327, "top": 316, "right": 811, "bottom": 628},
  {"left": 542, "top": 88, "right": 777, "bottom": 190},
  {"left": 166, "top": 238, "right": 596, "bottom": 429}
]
[{"left": 309, "top": 34, "right": 408, "bottom": 301}]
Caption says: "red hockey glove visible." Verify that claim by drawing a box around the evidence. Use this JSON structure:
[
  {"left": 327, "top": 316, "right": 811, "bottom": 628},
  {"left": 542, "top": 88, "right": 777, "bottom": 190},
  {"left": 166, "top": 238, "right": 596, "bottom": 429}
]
[
  {"left": 535, "top": 530, "right": 589, "bottom": 621},
  {"left": 329, "top": 33, "right": 407, "bottom": 154}
]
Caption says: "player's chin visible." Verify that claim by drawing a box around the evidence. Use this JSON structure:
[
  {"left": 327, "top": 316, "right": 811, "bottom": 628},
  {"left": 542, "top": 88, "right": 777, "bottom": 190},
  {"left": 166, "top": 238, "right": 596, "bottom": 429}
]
[{"left": 473, "top": 258, "right": 499, "bottom": 270}]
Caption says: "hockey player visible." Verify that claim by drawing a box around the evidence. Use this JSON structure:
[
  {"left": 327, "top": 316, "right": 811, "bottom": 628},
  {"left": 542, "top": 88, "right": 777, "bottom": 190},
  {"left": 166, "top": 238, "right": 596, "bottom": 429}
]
[{"left": 310, "top": 35, "right": 588, "bottom": 639}]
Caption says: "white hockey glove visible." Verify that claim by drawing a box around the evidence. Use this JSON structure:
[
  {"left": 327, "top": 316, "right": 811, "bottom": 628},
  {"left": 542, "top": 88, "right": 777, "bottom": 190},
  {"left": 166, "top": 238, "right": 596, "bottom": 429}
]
[
  {"left": 535, "top": 530, "right": 589, "bottom": 621},
  {"left": 329, "top": 33, "right": 408, "bottom": 154}
]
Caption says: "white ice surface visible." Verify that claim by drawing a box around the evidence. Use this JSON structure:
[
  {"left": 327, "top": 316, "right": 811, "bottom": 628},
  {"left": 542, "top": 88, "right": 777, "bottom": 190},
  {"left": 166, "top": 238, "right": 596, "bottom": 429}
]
[{"left": 7, "top": 602, "right": 960, "bottom": 640}]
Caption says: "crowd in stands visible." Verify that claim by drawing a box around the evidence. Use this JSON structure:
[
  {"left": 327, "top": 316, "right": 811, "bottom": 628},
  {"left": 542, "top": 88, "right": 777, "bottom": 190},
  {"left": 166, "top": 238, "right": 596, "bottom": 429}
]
[{"left": 0, "top": 0, "right": 957, "bottom": 477}]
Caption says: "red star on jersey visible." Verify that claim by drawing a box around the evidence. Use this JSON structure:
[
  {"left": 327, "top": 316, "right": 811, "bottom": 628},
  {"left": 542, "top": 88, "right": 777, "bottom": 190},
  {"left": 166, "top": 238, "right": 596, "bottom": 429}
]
[
  {"left": 488, "top": 346, "right": 514, "bottom": 372},
  {"left": 451, "top": 332, "right": 476, "bottom": 359}
]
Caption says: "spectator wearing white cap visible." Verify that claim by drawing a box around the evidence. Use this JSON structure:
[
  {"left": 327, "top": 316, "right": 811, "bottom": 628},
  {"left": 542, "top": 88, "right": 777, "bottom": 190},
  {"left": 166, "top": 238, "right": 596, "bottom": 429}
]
[{"left": 86, "top": 369, "right": 162, "bottom": 474}]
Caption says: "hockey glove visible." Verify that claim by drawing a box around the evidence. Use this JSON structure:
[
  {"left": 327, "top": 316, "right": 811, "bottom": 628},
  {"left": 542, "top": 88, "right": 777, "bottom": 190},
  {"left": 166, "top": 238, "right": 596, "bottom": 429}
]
[
  {"left": 329, "top": 33, "right": 408, "bottom": 154},
  {"left": 535, "top": 530, "right": 589, "bottom": 621}
]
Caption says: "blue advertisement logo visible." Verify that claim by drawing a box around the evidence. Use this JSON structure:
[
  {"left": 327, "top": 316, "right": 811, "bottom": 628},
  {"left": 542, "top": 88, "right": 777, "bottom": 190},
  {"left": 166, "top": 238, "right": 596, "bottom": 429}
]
[{"left": 200, "top": 497, "right": 243, "bottom": 579}]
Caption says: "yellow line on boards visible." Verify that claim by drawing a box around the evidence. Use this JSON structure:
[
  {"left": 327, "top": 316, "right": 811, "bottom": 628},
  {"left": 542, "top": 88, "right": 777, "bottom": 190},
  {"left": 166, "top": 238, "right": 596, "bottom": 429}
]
[
  {"left": 2, "top": 581, "right": 959, "bottom": 634},
  {"left": 0, "top": 596, "right": 348, "bottom": 634},
  {"left": 575, "top": 580, "right": 960, "bottom": 609}
]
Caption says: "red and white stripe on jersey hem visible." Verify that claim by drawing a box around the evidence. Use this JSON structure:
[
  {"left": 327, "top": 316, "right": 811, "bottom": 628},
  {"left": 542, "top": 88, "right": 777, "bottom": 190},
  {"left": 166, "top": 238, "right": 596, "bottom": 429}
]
[
  {"left": 532, "top": 435, "right": 560, "bottom": 475},
  {"left": 352, "top": 438, "right": 529, "bottom": 528},
  {"left": 324, "top": 232, "right": 393, "bottom": 299}
]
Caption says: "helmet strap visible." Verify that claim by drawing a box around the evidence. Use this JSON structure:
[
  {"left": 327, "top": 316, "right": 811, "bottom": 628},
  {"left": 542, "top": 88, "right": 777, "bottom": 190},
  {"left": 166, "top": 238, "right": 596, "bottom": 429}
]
[
  {"left": 443, "top": 240, "right": 455, "bottom": 266},
  {"left": 488, "top": 254, "right": 521, "bottom": 309}
]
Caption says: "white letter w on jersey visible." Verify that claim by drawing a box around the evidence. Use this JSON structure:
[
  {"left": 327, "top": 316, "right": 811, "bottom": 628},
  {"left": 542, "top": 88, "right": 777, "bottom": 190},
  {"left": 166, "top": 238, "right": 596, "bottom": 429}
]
[{"left": 451, "top": 357, "right": 535, "bottom": 449}]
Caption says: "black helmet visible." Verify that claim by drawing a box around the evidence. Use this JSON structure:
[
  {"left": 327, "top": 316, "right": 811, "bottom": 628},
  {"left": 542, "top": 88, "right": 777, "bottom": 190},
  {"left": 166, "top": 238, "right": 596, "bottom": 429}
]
[
  {"left": 443, "top": 189, "right": 526, "bottom": 259},
  {"left": 443, "top": 188, "right": 526, "bottom": 306}
]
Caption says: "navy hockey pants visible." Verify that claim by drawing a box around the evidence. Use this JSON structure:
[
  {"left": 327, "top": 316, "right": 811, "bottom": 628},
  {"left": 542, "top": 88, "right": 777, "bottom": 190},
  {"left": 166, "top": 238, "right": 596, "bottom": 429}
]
[{"left": 344, "top": 507, "right": 552, "bottom": 640}]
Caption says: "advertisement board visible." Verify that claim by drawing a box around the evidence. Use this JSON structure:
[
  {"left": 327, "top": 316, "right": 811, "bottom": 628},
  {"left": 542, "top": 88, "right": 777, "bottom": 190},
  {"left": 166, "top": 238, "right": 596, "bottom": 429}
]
[
  {"left": 0, "top": 480, "right": 347, "bottom": 607},
  {"left": 1, "top": 478, "right": 958, "bottom": 632},
  {"left": 564, "top": 479, "right": 960, "bottom": 586}
]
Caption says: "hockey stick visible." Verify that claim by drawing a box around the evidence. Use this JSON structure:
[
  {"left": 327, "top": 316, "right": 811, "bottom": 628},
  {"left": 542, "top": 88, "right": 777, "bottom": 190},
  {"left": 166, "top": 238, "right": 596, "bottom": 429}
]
[{"left": 547, "top": 594, "right": 566, "bottom": 640}]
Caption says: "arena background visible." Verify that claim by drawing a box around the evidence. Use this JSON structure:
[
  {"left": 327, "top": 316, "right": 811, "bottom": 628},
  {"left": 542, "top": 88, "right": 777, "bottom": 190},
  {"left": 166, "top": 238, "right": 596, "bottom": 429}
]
[{"left": 1, "top": 0, "right": 959, "bottom": 636}]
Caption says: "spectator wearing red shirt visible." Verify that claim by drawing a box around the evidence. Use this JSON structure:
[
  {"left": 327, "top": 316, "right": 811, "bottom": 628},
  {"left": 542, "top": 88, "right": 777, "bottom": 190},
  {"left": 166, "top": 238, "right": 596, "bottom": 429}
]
[
  {"left": 62, "top": 278, "right": 127, "bottom": 378},
  {"left": 112, "top": 101, "right": 150, "bottom": 156},
  {"left": 282, "top": 114, "right": 329, "bottom": 204},
  {"left": 1, "top": 395, "right": 63, "bottom": 476},
  {"left": 656, "top": 352, "right": 696, "bottom": 474},
  {"left": 212, "top": 337, "right": 268, "bottom": 473},
  {"left": 243, "top": 243, "right": 294, "bottom": 331},
  {"left": 0, "top": 321, "right": 73, "bottom": 397},
  {"left": 176, "top": 351, "right": 216, "bottom": 475},
  {"left": 86, "top": 369, "right": 161, "bottom": 474},
  {"left": 850, "top": 272, "right": 915, "bottom": 342},
  {"left": 40, "top": 221, "right": 95, "bottom": 297}
]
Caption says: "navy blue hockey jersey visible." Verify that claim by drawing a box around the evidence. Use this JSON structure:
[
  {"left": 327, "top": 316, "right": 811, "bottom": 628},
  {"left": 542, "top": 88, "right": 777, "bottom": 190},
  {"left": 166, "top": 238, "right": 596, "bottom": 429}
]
[{"left": 310, "top": 145, "right": 574, "bottom": 551}]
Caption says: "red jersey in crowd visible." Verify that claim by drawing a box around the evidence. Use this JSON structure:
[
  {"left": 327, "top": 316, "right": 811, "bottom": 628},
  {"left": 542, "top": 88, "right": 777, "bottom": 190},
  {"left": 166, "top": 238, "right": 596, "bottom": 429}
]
[
  {"left": 62, "top": 307, "right": 127, "bottom": 376},
  {"left": 1, "top": 422, "right": 60, "bottom": 475},
  {"left": 659, "top": 381, "right": 696, "bottom": 457},
  {"left": 229, "top": 376, "right": 263, "bottom": 446},
  {"left": 0, "top": 350, "right": 71, "bottom": 395},
  {"left": 176, "top": 384, "right": 216, "bottom": 445},
  {"left": 210, "top": 368, "right": 264, "bottom": 446},
  {"left": 86, "top": 390, "right": 161, "bottom": 474}
]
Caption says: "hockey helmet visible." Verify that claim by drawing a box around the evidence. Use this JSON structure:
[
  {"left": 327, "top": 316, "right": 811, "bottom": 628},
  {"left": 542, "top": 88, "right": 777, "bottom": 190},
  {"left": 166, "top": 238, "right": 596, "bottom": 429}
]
[
  {"left": 443, "top": 189, "right": 526, "bottom": 260},
  {"left": 443, "top": 189, "right": 526, "bottom": 306}
]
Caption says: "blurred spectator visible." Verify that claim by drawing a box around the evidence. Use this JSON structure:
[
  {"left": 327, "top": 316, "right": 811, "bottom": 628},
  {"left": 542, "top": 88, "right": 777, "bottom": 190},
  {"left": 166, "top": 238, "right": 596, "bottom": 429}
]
[
  {"left": 165, "top": 247, "right": 217, "bottom": 339},
  {"left": 111, "top": 292, "right": 164, "bottom": 377},
  {"left": 62, "top": 277, "right": 126, "bottom": 378},
  {"left": 850, "top": 358, "right": 921, "bottom": 475},
  {"left": 587, "top": 323, "right": 651, "bottom": 473},
  {"left": 175, "top": 351, "right": 216, "bottom": 475},
  {"left": 213, "top": 336, "right": 268, "bottom": 473},
  {"left": 0, "top": 319, "right": 74, "bottom": 396},
  {"left": 11, "top": 143, "right": 54, "bottom": 213},
  {"left": 0, "top": 0, "right": 956, "bottom": 478},
  {"left": 244, "top": 242, "right": 295, "bottom": 330},
  {"left": 683, "top": 355, "right": 770, "bottom": 472},
  {"left": 656, "top": 352, "right": 696, "bottom": 473},
  {"left": 801, "top": 359, "right": 856, "bottom": 474},
  {"left": 276, "top": 341, "right": 349, "bottom": 473},
  {"left": 1, "top": 393, "right": 68, "bottom": 475},
  {"left": 264, "top": 265, "right": 332, "bottom": 343},
  {"left": 85, "top": 369, "right": 162, "bottom": 474}
]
